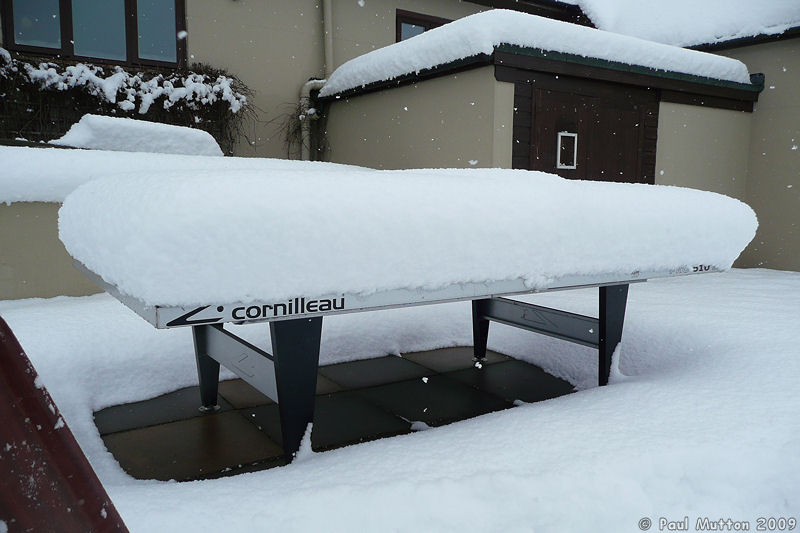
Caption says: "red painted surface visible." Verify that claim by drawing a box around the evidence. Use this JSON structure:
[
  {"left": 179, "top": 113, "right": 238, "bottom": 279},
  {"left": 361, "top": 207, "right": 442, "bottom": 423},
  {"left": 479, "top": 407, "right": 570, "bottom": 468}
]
[{"left": 0, "top": 316, "right": 128, "bottom": 533}]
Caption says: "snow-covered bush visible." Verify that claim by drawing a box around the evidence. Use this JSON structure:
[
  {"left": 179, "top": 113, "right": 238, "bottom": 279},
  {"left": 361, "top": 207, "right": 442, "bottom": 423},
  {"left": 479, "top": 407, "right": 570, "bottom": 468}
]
[{"left": 0, "top": 48, "right": 253, "bottom": 154}]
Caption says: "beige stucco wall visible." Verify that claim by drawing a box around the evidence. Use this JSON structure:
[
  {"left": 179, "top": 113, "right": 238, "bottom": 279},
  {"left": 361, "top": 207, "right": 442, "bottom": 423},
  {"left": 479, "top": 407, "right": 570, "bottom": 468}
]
[
  {"left": 720, "top": 39, "right": 800, "bottom": 270},
  {"left": 324, "top": 66, "right": 514, "bottom": 169},
  {"left": 184, "top": 0, "right": 487, "bottom": 160},
  {"left": 0, "top": 203, "right": 101, "bottom": 300},
  {"left": 185, "top": 0, "right": 325, "bottom": 159},
  {"left": 329, "top": 0, "right": 484, "bottom": 70},
  {"left": 654, "top": 102, "right": 752, "bottom": 201}
]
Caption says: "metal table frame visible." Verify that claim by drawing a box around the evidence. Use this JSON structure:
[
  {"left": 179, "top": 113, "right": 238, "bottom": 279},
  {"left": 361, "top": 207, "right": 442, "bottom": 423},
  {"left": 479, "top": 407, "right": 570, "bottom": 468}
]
[{"left": 77, "top": 262, "right": 715, "bottom": 460}]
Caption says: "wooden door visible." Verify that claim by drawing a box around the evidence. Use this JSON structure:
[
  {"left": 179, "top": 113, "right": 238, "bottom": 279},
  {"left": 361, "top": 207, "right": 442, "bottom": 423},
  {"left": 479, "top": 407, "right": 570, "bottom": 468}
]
[{"left": 511, "top": 74, "right": 658, "bottom": 184}]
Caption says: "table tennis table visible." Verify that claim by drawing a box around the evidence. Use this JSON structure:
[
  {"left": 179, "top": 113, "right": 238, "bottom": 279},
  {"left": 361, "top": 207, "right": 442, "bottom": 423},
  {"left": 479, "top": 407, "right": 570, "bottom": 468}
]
[{"left": 77, "top": 262, "right": 715, "bottom": 459}]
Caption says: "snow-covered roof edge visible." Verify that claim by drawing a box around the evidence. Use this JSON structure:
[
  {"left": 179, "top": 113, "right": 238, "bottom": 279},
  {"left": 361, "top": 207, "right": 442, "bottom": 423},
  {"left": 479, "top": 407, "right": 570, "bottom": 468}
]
[
  {"left": 497, "top": 45, "right": 762, "bottom": 91},
  {"left": 574, "top": 0, "right": 800, "bottom": 49},
  {"left": 689, "top": 26, "right": 800, "bottom": 52},
  {"left": 320, "top": 10, "right": 755, "bottom": 98}
]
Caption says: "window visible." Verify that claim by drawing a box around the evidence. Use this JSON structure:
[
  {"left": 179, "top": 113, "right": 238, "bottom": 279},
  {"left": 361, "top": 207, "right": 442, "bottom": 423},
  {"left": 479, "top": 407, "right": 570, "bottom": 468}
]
[
  {"left": 1, "top": 0, "right": 185, "bottom": 66},
  {"left": 396, "top": 9, "right": 450, "bottom": 42},
  {"left": 556, "top": 131, "right": 578, "bottom": 170}
]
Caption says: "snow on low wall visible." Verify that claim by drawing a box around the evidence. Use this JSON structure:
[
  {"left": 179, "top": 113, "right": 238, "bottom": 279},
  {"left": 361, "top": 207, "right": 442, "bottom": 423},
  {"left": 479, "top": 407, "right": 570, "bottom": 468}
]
[
  {"left": 0, "top": 146, "right": 364, "bottom": 204},
  {"left": 59, "top": 167, "right": 758, "bottom": 307},
  {"left": 50, "top": 115, "right": 223, "bottom": 156}
]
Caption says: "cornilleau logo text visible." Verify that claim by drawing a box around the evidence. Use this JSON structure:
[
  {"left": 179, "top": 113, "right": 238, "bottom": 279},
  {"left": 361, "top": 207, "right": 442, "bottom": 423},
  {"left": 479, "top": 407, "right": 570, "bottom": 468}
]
[{"left": 232, "top": 297, "right": 345, "bottom": 320}]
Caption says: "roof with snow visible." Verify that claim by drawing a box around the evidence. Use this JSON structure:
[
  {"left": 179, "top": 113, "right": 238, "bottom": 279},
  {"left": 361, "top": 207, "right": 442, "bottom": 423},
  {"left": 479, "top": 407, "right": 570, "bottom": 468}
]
[
  {"left": 320, "top": 10, "right": 757, "bottom": 98},
  {"left": 573, "top": 0, "right": 800, "bottom": 48}
]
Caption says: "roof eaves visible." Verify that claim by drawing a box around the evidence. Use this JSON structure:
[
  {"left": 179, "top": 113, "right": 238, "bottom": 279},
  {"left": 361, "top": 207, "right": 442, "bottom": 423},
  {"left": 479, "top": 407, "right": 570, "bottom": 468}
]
[
  {"left": 497, "top": 44, "right": 763, "bottom": 94},
  {"left": 320, "top": 45, "right": 763, "bottom": 102},
  {"left": 466, "top": 0, "right": 593, "bottom": 27},
  {"left": 688, "top": 25, "right": 800, "bottom": 52},
  {"left": 317, "top": 54, "right": 494, "bottom": 101}
]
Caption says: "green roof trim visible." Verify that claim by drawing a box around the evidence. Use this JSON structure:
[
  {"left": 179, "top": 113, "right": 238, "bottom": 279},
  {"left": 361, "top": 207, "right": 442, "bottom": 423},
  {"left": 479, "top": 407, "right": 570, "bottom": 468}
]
[
  {"left": 318, "top": 43, "right": 763, "bottom": 101},
  {"left": 317, "top": 54, "right": 493, "bottom": 100},
  {"left": 690, "top": 25, "right": 800, "bottom": 52},
  {"left": 496, "top": 43, "right": 763, "bottom": 93}
]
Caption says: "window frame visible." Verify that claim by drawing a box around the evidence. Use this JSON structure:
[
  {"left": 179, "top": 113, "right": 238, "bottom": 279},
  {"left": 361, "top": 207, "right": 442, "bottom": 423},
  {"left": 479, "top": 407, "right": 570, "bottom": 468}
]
[
  {"left": 1, "top": 0, "right": 186, "bottom": 68},
  {"left": 395, "top": 9, "right": 451, "bottom": 42}
]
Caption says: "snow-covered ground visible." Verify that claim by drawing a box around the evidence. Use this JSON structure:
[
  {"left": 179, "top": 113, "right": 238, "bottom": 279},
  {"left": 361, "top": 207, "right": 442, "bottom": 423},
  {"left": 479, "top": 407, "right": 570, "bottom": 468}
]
[{"left": 1, "top": 268, "right": 798, "bottom": 532}]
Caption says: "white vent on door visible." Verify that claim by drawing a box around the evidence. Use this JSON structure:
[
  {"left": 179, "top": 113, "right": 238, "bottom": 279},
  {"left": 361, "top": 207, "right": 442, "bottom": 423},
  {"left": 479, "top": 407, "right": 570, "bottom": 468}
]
[{"left": 556, "top": 131, "right": 578, "bottom": 170}]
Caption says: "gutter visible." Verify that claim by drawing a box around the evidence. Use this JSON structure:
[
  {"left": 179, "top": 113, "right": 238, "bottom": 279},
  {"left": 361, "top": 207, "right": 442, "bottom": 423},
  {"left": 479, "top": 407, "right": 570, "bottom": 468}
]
[
  {"left": 297, "top": 0, "right": 333, "bottom": 161},
  {"left": 323, "top": 0, "right": 335, "bottom": 78},
  {"left": 299, "top": 79, "right": 326, "bottom": 161}
]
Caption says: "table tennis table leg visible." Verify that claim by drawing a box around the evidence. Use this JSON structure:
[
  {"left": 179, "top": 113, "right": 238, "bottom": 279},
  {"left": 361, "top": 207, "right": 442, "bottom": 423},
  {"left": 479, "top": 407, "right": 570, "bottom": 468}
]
[
  {"left": 270, "top": 316, "right": 323, "bottom": 460},
  {"left": 598, "top": 284, "right": 629, "bottom": 386},
  {"left": 472, "top": 299, "right": 490, "bottom": 362},
  {"left": 471, "top": 284, "right": 629, "bottom": 388},
  {"left": 192, "top": 326, "right": 221, "bottom": 412}
]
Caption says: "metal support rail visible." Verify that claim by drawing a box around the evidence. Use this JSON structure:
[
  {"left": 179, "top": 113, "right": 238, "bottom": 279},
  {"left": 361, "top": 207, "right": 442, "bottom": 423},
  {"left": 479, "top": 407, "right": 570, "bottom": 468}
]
[
  {"left": 472, "top": 284, "right": 629, "bottom": 386},
  {"left": 190, "top": 285, "right": 628, "bottom": 459}
]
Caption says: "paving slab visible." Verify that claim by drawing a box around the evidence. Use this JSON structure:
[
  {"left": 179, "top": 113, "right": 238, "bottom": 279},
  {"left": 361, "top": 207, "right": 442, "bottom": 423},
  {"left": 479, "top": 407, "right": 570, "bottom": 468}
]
[
  {"left": 446, "top": 360, "right": 575, "bottom": 403},
  {"left": 243, "top": 390, "right": 411, "bottom": 451},
  {"left": 402, "top": 347, "right": 509, "bottom": 373},
  {"left": 101, "top": 411, "right": 283, "bottom": 481},
  {"left": 97, "top": 348, "right": 576, "bottom": 481},
  {"left": 218, "top": 374, "right": 342, "bottom": 409},
  {"left": 354, "top": 375, "right": 512, "bottom": 427},
  {"left": 94, "top": 386, "right": 233, "bottom": 435},
  {"left": 318, "top": 355, "right": 430, "bottom": 389}
]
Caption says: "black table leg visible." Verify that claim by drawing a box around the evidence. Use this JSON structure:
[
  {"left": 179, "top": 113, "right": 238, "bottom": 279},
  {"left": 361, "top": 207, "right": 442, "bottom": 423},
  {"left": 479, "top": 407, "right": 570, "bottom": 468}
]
[
  {"left": 192, "top": 325, "right": 221, "bottom": 412},
  {"left": 270, "top": 316, "right": 323, "bottom": 460},
  {"left": 472, "top": 299, "right": 490, "bottom": 362},
  {"left": 598, "top": 284, "right": 629, "bottom": 386}
]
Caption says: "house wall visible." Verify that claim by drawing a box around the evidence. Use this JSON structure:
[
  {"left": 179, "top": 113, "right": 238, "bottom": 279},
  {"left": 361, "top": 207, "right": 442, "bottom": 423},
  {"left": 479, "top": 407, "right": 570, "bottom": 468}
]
[
  {"left": 0, "top": 203, "right": 101, "bottom": 300},
  {"left": 324, "top": 66, "right": 514, "bottom": 169},
  {"left": 719, "top": 39, "right": 800, "bottom": 270},
  {"left": 654, "top": 102, "right": 751, "bottom": 201},
  {"left": 329, "top": 0, "right": 484, "bottom": 71},
  {"left": 184, "top": 0, "right": 325, "bottom": 159},
  {"left": 184, "top": 0, "right": 487, "bottom": 160}
]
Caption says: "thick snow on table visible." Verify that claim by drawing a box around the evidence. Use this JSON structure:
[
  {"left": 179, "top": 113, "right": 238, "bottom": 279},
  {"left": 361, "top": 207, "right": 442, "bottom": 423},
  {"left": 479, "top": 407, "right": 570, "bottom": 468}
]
[{"left": 59, "top": 168, "right": 756, "bottom": 308}]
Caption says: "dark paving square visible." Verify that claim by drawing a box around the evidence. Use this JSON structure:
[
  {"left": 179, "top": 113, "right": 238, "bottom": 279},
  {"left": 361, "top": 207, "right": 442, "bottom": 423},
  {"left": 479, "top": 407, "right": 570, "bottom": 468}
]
[
  {"left": 354, "top": 375, "right": 512, "bottom": 427},
  {"left": 102, "top": 411, "right": 283, "bottom": 481},
  {"left": 318, "top": 355, "right": 430, "bottom": 389},
  {"left": 402, "top": 347, "right": 510, "bottom": 373},
  {"left": 243, "top": 391, "right": 411, "bottom": 451},
  {"left": 218, "top": 379, "right": 271, "bottom": 409},
  {"left": 446, "top": 360, "right": 575, "bottom": 404},
  {"left": 94, "top": 386, "right": 233, "bottom": 435},
  {"left": 96, "top": 348, "right": 577, "bottom": 481},
  {"left": 218, "top": 374, "right": 343, "bottom": 409}
]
